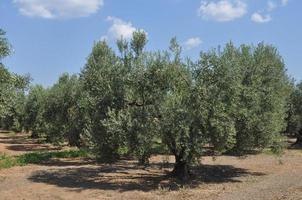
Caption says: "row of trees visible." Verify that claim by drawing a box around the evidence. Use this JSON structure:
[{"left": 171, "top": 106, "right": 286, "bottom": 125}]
[
  {"left": 286, "top": 82, "right": 302, "bottom": 144},
  {"left": 1, "top": 29, "right": 302, "bottom": 179}
]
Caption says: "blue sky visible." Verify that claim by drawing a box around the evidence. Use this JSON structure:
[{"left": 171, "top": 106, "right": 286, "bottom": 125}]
[{"left": 0, "top": 0, "right": 301, "bottom": 86}]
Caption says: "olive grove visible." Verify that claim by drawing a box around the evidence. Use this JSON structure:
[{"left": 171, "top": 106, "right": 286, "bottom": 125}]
[{"left": 0, "top": 29, "right": 298, "bottom": 180}]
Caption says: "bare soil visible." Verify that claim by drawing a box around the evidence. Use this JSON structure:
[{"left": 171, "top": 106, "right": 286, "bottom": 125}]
[{"left": 0, "top": 130, "right": 302, "bottom": 200}]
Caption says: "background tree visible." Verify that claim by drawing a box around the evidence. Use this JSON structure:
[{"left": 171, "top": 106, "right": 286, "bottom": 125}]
[
  {"left": 43, "top": 73, "right": 84, "bottom": 146},
  {"left": 286, "top": 81, "right": 302, "bottom": 145},
  {"left": 0, "top": 29, "right": 12, "bottom": 120},
  {"left": 0, "top": 29, "right": 30, "bottom": 131},
  {"left": 233, "top": 43, "right": 290, "bottom": 152},
  {"left": 23, "top": 85, "right": 47, "bottom": 138},
  {"left": 196, "top": 43, "right": 240, "bottom": 154}
]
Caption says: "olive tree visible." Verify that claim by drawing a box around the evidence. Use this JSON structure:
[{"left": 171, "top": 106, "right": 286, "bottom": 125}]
[
  {"left": 0, "top": 29, "right": 13, "bottom": 120},
  {"left": 159, "top": 41, "right": 290, "bottom": 180},
  {"left": 23, "top": 85, "right": 47, "bottom": 137},
  {"left": 287, "top": 82, "right": 302, "bottom": 145},
  {"left": 80, "top": 41, "right": 127, "bottom": 162},
  {"left": 120, "top": 31, "right": 163, "bottom": 164},
  {"left": 0, "top": 29, "right": 30, "bottom": 131},
  {"left": 233, "top": 43, "right": 290, "bottom": 152},
  {"left": 156, "top": 38, "right": 204, "bottom": 180},
  {"left": 43, "top": 73, "right": 84, "bottom": 146}
]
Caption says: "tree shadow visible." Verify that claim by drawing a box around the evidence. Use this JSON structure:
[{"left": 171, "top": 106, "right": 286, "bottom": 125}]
[
  {"left": 289, "top": 143, "right": 302, "bottom": 150},
  {"left": 37, "top": 158, "right": 96, "bottom": 167},
  {"left": 287, "top": 137, "right": 302, "bottom": 150},
  {"left": 0, "top": 139, "right": 32, "bottom": 144},
  {"left": 0, "top": 132, "right": 61, "bottom": 152},
  {"left": 6, "top": 144, "right": 61, "bottom": 152},
  {"left": 0, "top": 135, "right": 38, "bottom": 145},
  {"left": 0, "top": 130, "right": 11, "bottom": 133},
  {"left": 28, "top": 161, "right": 265, "bottom": 192},
  {"left": 190, "top": 165, "right": 265, "bottom": 184}
]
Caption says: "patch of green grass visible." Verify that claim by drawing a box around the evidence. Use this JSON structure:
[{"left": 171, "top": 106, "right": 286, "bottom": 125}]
[
  {"left": 0, "top": 149, "right": 90, "bottom": 169},
  {"left": 17, "top": 152, "right": 53, "bottom": 164},
  {"left": 262, "top": 148, "right": 275, "bottom": 155},
  {"left": 0, "top": 154, "right": 19, "bottom": 169},
  {"left": 18, "top": 149, "right": 89, "bottom": 164}
]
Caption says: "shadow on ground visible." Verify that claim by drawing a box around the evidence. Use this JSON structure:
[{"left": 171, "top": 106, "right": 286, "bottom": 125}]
[
  {"left": 36, "top": 158, "right": 96, "bottom": 167},
  {"left": 28, "top": 160, "right": 265, "bottom": 192},
  {"left": 287, "top": 138, "right": 302, "bottom": 150},
  {"left": 6, "top": 144, "right": 61, "bottom": 152},
  {"left": 0, "top": 132, "right": 61, "bottom": 152},
  {"left": 0, "top": 130, "right": 11, "bottom": 134},
  {"left": 0, "top": 138, "right": 39, "bottom": 145},
  {"left": 0, "top": 135, "right": 40, "bottom": 145}
]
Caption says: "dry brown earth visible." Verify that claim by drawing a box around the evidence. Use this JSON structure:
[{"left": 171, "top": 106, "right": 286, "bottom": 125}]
[{"left": 0, "top": 131, "right": 302, "bottom": 200}]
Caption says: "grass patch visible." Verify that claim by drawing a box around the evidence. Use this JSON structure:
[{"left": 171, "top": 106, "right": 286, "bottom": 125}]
[
  {"left": 0, "top": 149, "right": 90, "bottom": 169},
  {"left": 18, "top": 149, "right": 90, "bottom": 164},
  {"left": 0, "top": 154, "right": 19, "bottom": 169}
]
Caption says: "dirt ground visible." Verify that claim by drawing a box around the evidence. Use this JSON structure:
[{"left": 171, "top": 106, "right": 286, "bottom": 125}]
[{"left": 1, "top": 131, "right": 302, "bottom": 200}]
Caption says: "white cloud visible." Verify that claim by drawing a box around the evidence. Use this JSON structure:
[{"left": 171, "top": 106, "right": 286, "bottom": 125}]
[
  {"left": 281, "top": 0, "right": 289, "bottom": 6},
  {"left": 103, "top": 16, "right": 147, "bottom": 41},
  {"left": 198, "top": 0, "right": 247, "bottom": 22},
  {"left": 106, "top": 16, "right": 136, "bottom": 40},
  {"left": 251, "top": 12, "right": 272, "bottom": 23},
  {"left": 14, "top": 0, "right": 103, "bottom": 19},
  {"left": 267, "top": 0, "right": 277, "bottom": 11},
  {"left": 184, "top": 37, "right": 202, "bottom": 50}
]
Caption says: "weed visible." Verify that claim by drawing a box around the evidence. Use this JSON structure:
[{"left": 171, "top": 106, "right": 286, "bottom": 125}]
[
  {"left": 0, "top": 154, "right": 18, "bottom": 169},
  {"left": 0, "top": 149, "right": 90, "bottom": 170}
]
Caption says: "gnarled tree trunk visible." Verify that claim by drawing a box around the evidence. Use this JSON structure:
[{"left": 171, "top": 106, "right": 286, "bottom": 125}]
[
  {"left": 171, "top": 155, "right": 190, "bottom": 181},
  {"left": 30, "top": 131, "right": 39, "bottom": 139},
  {"left": 294, "top": 128, "right": 302, "bottom": 146},
  {"left": 138, "top": 152, "right": 149, "bottom": 166}
]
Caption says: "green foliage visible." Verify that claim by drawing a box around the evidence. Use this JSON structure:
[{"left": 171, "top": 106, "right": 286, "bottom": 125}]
[
  {"left": 17, "top": 149, "right": 89, "bottom": 164},
  {"left": 0, "top": 29, "right": 11, "bottom": 60},
  {"left": 286, "top": 81, "right": 302, "bottom": 143},
  {"left": 0, "top": 153, "right": 18, "bottom": 169},
  {"left": 79, "top": 34, "right": 290, "bottom": 178},
  {"left": 80, "top": 40, "right": 126, "bottom": 162},
  {"left": 0, "top": 30, "right": 31, "bottom": 131},
  {"left": 196, "top": 43, "right": 239, "bottom": 153},
  {"left": 196, "top": 43, "right": 290, "bottom": 154},
  {"left": 43, "top": 73, "right": 85, "bottom": 146},
  {"left": 131, "top": 30, "right": 148, "bottom": 57},
  {"left": 0, "top": 150, "right": 89, "bottom": 169},
  {"left": 158, "top": 38, "right": 204, "bottom": 175},
  {"left": 23, "top": 85, "right": 47, "bottom": 137}
]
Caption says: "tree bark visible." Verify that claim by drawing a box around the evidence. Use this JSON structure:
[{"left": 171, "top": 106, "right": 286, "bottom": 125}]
[
  {"left": 171, "top": 155, "right": 190, "bottom": 181},
  {"left": 67, "top": 131, "right": 81, "bottom": 147},
  {"left": 294, "top": 128, "right": 302, "bottom": 146},
  {"left": 30, "top": 131, "right": 39, "bottom": 139},
  {"left": 138, "top": 152, "right": 149, "bottom": 166}
]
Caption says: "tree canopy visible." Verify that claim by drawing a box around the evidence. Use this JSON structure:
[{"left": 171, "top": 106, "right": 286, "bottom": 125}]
[{"left": 0, "top": 29, "right": 30, "bottom": 131}]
